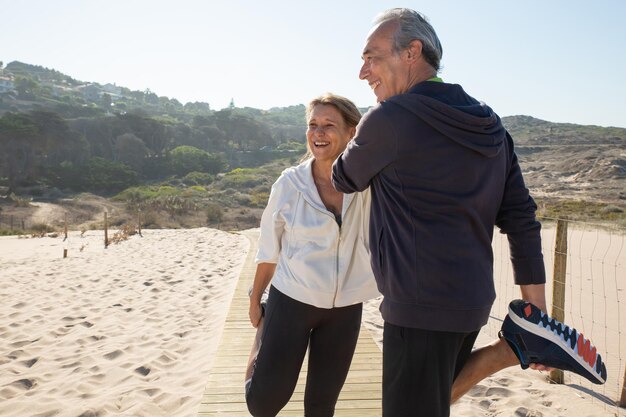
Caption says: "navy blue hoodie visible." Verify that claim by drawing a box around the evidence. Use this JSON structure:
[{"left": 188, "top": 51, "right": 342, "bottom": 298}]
[{"left": 332, "top": 81, "right": 545, "bottom": 332}]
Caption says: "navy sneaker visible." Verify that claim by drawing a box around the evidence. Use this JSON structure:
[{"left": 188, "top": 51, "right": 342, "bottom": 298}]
[{"left": 499, "top": 299, "right": 607, "bottom": 385}]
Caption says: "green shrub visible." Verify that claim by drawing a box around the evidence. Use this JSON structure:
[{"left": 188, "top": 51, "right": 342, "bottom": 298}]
[
  {"left": 276, "top": 141, "right": 306, "bottom": 152},
  {"left": 48, "top": 158, "right": 138, "bottom": 193},
  {"left": 220, "top": 168, "right": 267, "bottom": 189},
  {"left": 182, "top": 171, "right": 214, "bottom": 186},
  {"left": 206, "top": 203, "right": 223, "bottom": 223},
  {"left": 235, "top": 193, "right": 252, "bottom": 206},
  {"left": 170, "top": 145, "right": 226, "bottom": 176},
  {"left": 250, "top": 191, "right": 269, "bottom": 208},
  {"left": 0, "top": 229, "right": 21, "bottom": 236}
]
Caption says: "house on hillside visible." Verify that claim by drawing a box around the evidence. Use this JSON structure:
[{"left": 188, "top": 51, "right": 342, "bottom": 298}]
[
  {"left": 76, "top": 83, "right": 101, "bottom": 102},
  {"left": 102, "top": 83, "right": 122, "bottom": 97},
  {"left": 0, "top": 76, "right": 15, "bottom": 93}
]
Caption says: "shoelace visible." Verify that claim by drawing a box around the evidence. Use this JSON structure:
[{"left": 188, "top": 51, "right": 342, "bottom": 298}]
[
  {"left": 536, "top": 308, "right": 602, "bottom": 372},
  {"left": 537, "top": 311, "right": 578, "bottom": 350}
]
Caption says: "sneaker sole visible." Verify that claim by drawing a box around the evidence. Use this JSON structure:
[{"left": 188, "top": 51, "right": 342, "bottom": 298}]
[{"left": 507, "top": 304, "right": 605, "bottom": 384}]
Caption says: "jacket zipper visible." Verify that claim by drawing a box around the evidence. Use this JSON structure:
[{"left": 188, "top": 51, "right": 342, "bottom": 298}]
[{"left": 332, "top": 222, "right": 341, "bottom": 307}]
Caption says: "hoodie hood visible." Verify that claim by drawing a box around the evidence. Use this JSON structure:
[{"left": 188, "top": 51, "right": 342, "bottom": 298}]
[{"left": 388, "top": 82, "right": 506, "bottom": 158}]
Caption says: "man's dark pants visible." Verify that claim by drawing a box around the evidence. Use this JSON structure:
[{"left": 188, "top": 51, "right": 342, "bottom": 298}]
[{"left": 383, "top": 322, "right": 479, "bottom": 417}]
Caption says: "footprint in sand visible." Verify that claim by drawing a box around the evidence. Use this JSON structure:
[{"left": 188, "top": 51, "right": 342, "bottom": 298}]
[
  {"left": 103, "top": 349, "right": 124, "bottom": 360},
  {"left": 135, "top": 366, "right": 151, "bottom": 376},
  {"left": 62, "top": 315, "right": 87, "bottom": 321},
  {"left": 143, "top": 388, "right": 159, "bottom": 397},
  {"left": 61, "top": 361, "right": 81, "bottom": 369},
  {"left": 485, "top": 386, "right": 513, "bottom": 397},
  {"left": 11, "top": 378, "right": 36, "bottom": 390},
  {"left": 0, "top": 387, "right": 18, "bottom": 400},
  {"left": 156, "top": 353, "right": 176, "bottom": 365},
  {"left": 21, "top": 357, "right": 39, "bottom": 368},
  {"left": 478, "top": 399, "right": 491, "bottom": 410},
  {"left": 514, "top": 406, "right": 543, "bottom": 417},
  {"left": 9, "top": 340, "right": 34, "bottom": 348}
]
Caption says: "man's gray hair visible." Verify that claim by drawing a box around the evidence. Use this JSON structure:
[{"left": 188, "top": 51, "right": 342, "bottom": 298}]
[{"left": 373, "top": 8, "right": 443, "bottom": 72}]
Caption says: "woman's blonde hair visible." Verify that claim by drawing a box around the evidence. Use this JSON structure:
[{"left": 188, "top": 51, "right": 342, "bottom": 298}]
[{"left": 301, "top": 93, "right": 362, "bottom": 161}]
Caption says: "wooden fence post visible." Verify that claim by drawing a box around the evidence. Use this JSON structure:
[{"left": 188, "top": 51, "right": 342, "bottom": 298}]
[
  {"left": 549, "top": 219, "right": 568, "bottom": 384},
  {"left": 620, "top": 365, "right": 626, "bottom": 407},
  {"left": 64, "top": 213, "right": 68, "bottom": 241},
  {"left": 104, "top": 212, "right": 109, "bottom": 248}
]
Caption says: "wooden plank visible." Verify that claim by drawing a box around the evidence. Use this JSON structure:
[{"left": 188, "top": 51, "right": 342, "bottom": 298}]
[{"left": 196, "top": 229, "right": 382, "bottom": 416}]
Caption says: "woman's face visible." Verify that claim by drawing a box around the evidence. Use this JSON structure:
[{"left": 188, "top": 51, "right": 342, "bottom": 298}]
[{"left": 306, "top": 104, "right": 355, "bottom": 163}]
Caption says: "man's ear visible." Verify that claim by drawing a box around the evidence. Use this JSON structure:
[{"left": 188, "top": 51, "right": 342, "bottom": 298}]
[{"left": 406, "top": 39, "right": 423, "bottom": 63}]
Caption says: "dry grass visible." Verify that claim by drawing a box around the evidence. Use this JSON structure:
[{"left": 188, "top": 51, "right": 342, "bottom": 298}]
[{"left": 107, "top": 224, "right": 140, "bottom": 245}]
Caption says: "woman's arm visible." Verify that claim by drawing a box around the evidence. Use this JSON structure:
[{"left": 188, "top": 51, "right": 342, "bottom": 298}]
[{"left": 249, "top": 262, "right": 276, "bottom": 328}]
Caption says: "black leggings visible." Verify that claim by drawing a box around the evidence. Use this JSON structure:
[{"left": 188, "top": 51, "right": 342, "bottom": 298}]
[{"left": 246, "top": 286, "right": 362, "bottom": 417}]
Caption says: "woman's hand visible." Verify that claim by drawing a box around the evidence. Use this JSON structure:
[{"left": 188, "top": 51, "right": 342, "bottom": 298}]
[
  {"left": 249, "top": 301, "right": 263, "bottom": 328},
  {"left": 248, "top": 263, "right": 275, "bottom": 328}
]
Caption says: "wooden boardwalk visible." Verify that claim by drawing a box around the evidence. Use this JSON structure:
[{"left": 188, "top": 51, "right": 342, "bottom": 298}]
[{"left": 197, "top": 229, "right": 382, "bottom": 417}]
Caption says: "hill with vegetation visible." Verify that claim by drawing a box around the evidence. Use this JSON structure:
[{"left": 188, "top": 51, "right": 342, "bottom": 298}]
[{"left": 0, "top": 61, "right": 624, "bottom": 233}]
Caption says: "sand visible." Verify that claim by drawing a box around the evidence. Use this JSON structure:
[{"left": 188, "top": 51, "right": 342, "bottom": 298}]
[
  {"left": 1, "top": 225, "right": 624, "bottom": 417},
  {"left": 0, "top": 228, "right": 248, "bottom": 417}
]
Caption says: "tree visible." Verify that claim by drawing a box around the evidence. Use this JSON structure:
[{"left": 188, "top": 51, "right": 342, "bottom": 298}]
[
  {"left": 184, "top": 101, "right": 211, "bottom": 114},
  {"left": 49, "top": 157, "right": 138, "bottom": 193},
  {"left": 170, "top": 145, "right": 225, "bottom": 176},
  {"left": 0, "top": 112, "right": 41, "bottom": 194},
  {"left": 144, "top": 89, "right": 159, "bottom": 105},
  {"left": 118, "top": 113, "right": 168, "bottom": 156},
  {"left": 0, "top": 111, "right": 89, "bottom": 193},
  {"left": 113, "top": 133, "right": 149, "bottom": 172},
  {"left": 101, "top": 93, "right": 112, "bottom": 110},
  {"left": 14, "top": 76, "right": 40, "bottom": 100}
]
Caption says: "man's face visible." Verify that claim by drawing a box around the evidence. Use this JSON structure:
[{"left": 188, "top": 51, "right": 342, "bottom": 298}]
[{"left": 359, "top": 21, "right": 409, "bottom": 102}]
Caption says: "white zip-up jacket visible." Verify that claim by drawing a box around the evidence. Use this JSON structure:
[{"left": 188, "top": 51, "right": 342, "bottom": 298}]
[{"left": 256, "top": 158, "right": 380, "bottom": 308}]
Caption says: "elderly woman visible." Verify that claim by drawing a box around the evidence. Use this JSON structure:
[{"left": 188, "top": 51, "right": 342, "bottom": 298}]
[{"left": 245, "top": 93, "right": 379, "bottom": 417}]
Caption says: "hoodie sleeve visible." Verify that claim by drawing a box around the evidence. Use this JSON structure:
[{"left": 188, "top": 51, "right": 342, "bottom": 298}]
[
  {"left": 255, "top": 176, "right": 287, "bottom": 264},
  {"left": 496, "top": 132, "right": 546, "bottom": 285},
  {"left": 332, "top": 106, "right": 398, "bottom": 193}
]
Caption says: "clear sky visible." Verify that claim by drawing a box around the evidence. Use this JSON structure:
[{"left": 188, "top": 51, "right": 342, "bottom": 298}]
[{"left": 2, "top": 0, "right": 625, "bottom": 128}]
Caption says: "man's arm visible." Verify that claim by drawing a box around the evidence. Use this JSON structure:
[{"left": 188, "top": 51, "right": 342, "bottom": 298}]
[
  {"left": 520, "top": 283, "right": 547, "bottom": 312},
  {"left": 496, "top": 132, "right": 546, "bottom": 287},
  {"left": 332, "top": 106, "right": 397, "bottom": 193}
]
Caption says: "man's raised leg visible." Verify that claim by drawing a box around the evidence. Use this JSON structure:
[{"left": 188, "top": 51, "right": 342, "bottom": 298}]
[{"left": 450, "top": 337, "right": 519, "bottom": 403}]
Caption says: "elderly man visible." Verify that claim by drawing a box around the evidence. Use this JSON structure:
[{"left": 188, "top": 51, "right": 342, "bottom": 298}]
[{"left": 332, "top": 8, "right": 605, "bottom": 417}]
